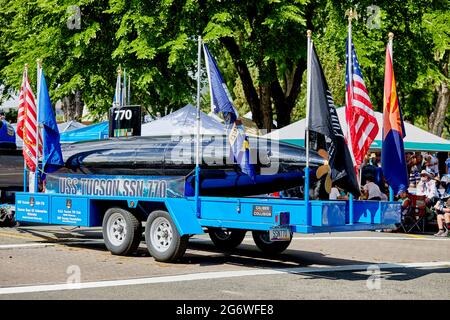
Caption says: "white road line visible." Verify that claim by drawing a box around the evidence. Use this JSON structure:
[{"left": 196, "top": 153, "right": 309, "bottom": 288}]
[
  {"left": 0, "top": 261, "right": 448, "bottom": 295},
  {"left": 0, "top": 243, "right": 55, "bottom": 249},
  {"left": 191, "top": 236, "right": 449, "bottom": 243},
  {"left": 283, "top": 236, "right": 449, "bottom": 241}
]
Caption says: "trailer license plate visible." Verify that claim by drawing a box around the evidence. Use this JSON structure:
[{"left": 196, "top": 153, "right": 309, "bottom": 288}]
[{"left": 269, "top": 227, "right": 291, "bottom": 241}]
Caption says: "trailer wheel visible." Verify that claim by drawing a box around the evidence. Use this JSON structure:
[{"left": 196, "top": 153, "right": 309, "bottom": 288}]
[
  {"left": 208, "top": 228, "right": 246, "bottom": 250},
  {"left": 252, "top": 230, "right": 292, "bottom": 255},
  {"left": 103, "top": 207, "right": 142, "bottom": 256},
  {"left": 145, "top": 210, "right": 188, "bottom": 262}
]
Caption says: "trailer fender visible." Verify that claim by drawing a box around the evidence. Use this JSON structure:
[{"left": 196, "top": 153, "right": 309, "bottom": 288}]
[{"left": 163, "top": 199, "right": 204, "bottom": 236}]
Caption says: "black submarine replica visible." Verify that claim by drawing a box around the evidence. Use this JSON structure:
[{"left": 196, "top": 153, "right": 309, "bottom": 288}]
[
  {"left": 1, "top": 134, "right": 325, "bottom": 197},
  {"left": 55, "top": 135, "right": 325, "bottom": 197},
  {"left": 1, "top": 102, "right": 326, "bottom": 198}
]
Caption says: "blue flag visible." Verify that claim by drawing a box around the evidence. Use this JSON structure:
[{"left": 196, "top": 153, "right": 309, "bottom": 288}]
[
  {"left": 203, "top": 44, "right": 255, "bottom": 178},
  {"left": 38, "top": 69, "right": 64, "bottom": 176}
]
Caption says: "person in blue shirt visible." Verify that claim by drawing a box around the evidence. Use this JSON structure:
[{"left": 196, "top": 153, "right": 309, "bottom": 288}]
[{"left": 0, "top": 111, "right": 17, "bottom": 149}]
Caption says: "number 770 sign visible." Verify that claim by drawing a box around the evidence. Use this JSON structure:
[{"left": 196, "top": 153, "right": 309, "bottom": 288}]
[{"left": 109, "top": 106, "right": 142, "bottom": 138}]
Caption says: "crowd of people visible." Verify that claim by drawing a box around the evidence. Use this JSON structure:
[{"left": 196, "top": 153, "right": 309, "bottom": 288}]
[{"left": 329, "top": 151, "right": 450, "bottom": 236}]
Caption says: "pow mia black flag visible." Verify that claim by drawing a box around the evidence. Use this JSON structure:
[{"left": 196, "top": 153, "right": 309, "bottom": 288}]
[{"left": 308, "top": 45, "right": 360, "bottom": 197}]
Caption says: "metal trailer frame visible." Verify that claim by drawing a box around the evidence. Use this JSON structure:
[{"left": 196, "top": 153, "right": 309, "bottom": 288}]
[{"left": 12, "top": 191, "right": 401, "bottom": 262}]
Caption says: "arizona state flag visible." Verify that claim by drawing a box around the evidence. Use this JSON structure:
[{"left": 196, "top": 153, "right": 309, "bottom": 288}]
[{"left": 381, "top": 42, "right": 408, "bottom": 194}]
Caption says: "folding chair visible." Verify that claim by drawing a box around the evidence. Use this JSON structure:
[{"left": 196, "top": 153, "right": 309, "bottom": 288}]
[
  {"left": 404, "top": 194, "right": 427, "bottom": 233},
  {"left": 399, "top": 204, "right": 414, "bottom": 233}
]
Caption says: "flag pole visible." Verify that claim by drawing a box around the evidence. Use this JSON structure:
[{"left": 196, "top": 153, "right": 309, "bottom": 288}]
[
  {"left": 35, "top": 59, "right": 42, "bottom": 193},
  {"left": 127, "top": 75, "right": 131, "bottom": 105},
  {"left": 23, "top": 64, "right": 28, "bottom": 192},
  {"left": 346, "top": 8, "right": 358, "bottom": 224},
  {"left": 117, "top": 66, "right": 122, "bottom": 108},
  {"left": 123, "top": 68, "right": 127, "bottom": 107},
  {"left": 195, "top": 35, "right": 202, "bottom": 217},
  {"left": 304, "top": 30, "right": 312, "bottom": 224},
  {"left": 388, "top": 32, "right": 395, "bottom": 202}
]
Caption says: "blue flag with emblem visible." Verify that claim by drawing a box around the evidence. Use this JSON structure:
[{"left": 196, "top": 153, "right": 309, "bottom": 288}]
[
  {"left": 203, "top": 44, "right": 255, "bottom": 178},
  {"left": 38, "top": 68, "right": 64, "bottom": 176}
]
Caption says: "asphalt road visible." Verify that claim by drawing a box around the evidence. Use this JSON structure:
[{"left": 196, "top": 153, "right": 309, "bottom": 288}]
[{"left": 0, "top": 226, "right": 448, "bottom": 300}]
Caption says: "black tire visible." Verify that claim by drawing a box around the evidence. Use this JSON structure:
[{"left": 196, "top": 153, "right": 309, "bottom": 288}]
[
  {"left": 208, "top": 228, "right": 247, "bottom": 250},
  {"left": 102, "top": 207, "right": 142, "bottom": 256},
  {"left": 145, "top": 210, "right": 189, "bottom": 262},
  {"left": 252, "top": 230, "right": 292, "bottom": 254}
]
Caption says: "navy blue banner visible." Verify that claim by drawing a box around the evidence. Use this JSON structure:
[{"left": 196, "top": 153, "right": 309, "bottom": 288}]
[{"left": 45, "top": 174, "right": 185, "bottom": 198}]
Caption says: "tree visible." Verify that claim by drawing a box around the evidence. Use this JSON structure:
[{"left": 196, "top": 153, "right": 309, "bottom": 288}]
[
  {"left": 0, "top": 0, "right": 447, "bottom": 136},
  {"left": 297, "top": 0, "right": 449, "bottom": 138},
  {"left": 423, "top": 9, "right": 450, "bottom": 137},
  {"left": 0, "top": 0, "right": 118, "bottom": 121},
  {"left": 107, "top": 0, "right": 311, "bottom": 131}
]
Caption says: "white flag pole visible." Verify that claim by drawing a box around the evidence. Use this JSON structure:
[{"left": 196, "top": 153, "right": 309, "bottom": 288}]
[{"left": 127, "top": 75, "right": 131, "bottom": 105}]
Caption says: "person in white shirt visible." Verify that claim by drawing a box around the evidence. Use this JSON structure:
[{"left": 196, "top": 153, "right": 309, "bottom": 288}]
[
  {"left": 416, "top": 170, "right": 439, "bottom": 206},
  {"left": 363, "top": 175, "right": 383, "bottom": 201},
  {"left": 329, "top": 184, "right": 348, "bottom": 200},
  {"left": 329, "top": 187, "right": 340, "bottom": 200}
]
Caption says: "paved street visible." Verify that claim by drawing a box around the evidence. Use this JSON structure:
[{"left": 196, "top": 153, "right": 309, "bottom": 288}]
[{"left": 0, "top": 226, "right": 449, "bottom": 300}]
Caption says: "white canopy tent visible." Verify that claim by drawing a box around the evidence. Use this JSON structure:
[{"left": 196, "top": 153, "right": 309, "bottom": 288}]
[
  {"left": 57, "top": 120, "right": 86, "bottom": 133},
  {"left": 141, "top": 104, "right": 225, "bottom": 136},
  {"left": 265, "top": 107, "right": 450, "bottom": 152}
]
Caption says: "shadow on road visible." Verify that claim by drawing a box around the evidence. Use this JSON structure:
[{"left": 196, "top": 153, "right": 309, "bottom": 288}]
[{"left": 9, "top": 226, "right": 449, "bottom": 284}]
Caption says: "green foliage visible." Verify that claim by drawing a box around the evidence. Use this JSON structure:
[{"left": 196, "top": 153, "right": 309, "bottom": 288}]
[
  {"left": 0, "top": 0, "right": 448, "bottom": 133},
  {"left": 4, "top": 108, "right": 18, "bottom": 123}
]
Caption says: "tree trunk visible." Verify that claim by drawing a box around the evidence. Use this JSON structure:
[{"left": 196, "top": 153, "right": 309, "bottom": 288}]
[
  {"left": 61, "top": 91, "right": 84, "bottom": 122},
  {"left": 271, "top": 59, "right": 307, "bottom": 128},
  {"left": 429, "top": 81, "right": 449, "bottom": 137},
  {"left": 220, "top": 37, "right": 263, "bottom": 129},
  {"left": 259, "top": 84, "right": 272, "bottom": 131}
]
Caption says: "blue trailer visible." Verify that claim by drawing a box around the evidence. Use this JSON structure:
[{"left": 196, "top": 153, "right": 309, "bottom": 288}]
[{"left": 11, "top": 177, "right": 401, "bottom": 262}]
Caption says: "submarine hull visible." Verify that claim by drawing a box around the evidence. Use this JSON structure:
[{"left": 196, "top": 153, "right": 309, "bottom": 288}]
[{"left": 56, "top": 135, "right": 324, "bottom": 197}]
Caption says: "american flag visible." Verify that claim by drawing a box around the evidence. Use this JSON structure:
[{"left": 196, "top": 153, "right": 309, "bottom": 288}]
[
  {"left": 17, "top": 68, "right": 42, "bottom": 172},
  {"left": 345, "top": 38, "right": 379, "bottom": 169}
]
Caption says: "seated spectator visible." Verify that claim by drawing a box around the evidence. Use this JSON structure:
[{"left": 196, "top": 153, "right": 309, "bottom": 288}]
[
  {"left": 363, "top": 175, "right": 383, "bottom": 201},
  {"left": 428, "top": 154, "right": 439, "bottom": 177},
  {"left": 441, "top": 175, "right": 450, "bottom": 195},
  {"left": 408, "top": 155, "right": 420, "bottom": 188},
  {"left": 361, "top": 153, "right": 376, "bottom": 185},
  {"left": 434, "top": 196, "right": 450, "bottom": 237},
  {"left": 415, "top": 153, "right": 425, "bottom": 172},
  {"left": 398, "top": 189, "right": 411, "bottom": 215},
  {"left": 425, "top": 156, "right": 439, "bottom": 178},
  {"left": 416, "top": 170, "right": 439, "bottom": 206},
  {"left": 329, "top": 184, "right": 348, "bottom": 200}
]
